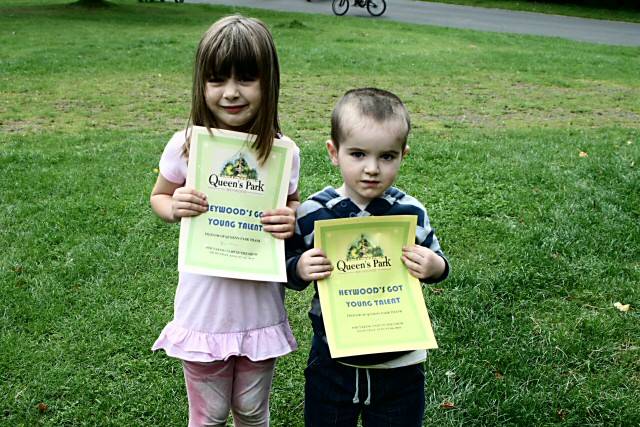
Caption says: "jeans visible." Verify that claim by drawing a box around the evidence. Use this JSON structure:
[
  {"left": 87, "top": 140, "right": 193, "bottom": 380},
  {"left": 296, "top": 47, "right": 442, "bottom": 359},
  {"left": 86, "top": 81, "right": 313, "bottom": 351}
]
[{"left": 304, "top": 335, "right": 425, "bottom": 427}]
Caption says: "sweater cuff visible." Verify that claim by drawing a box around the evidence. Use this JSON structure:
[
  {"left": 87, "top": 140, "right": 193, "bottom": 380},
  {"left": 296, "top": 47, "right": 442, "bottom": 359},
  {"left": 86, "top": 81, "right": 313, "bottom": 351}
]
[{"left": 286, "top": 255, "right": 311, "bottom": 290}]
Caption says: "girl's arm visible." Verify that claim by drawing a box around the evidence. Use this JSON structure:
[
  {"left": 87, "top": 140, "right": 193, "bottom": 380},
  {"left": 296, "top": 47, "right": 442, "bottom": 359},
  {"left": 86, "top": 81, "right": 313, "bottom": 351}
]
[{"left": 150, "top": 174, "right": 208, "bottom": 223}]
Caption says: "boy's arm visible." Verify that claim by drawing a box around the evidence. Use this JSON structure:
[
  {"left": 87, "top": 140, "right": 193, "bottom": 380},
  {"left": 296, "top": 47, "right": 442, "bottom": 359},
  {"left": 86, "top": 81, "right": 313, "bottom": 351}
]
[
  {"left": 402, "top": 245, "right": 447, "bottom": 282},
  {"left": 400, "top": 199, "right": 450, "bottom": 283}
]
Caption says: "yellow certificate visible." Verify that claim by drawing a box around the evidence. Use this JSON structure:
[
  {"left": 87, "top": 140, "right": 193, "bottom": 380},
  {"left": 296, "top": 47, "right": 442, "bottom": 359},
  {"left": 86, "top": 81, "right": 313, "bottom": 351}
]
[{"left": 315, "top": 216, "right": 438, "bottom": 358}]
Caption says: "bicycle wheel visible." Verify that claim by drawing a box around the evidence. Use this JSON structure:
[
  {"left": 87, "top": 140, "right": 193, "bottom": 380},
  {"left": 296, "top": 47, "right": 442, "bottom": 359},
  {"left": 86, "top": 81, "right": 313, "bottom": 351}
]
[
  {"left": 366, "top": 0, "right": 386, "bottom": 16},
  {"left": 332, "top": 0, "right": 349, "bottom": 16}
]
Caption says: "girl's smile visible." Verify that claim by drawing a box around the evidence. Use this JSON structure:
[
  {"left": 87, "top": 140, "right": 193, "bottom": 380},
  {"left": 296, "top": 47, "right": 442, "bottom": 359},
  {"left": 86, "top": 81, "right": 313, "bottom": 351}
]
[{"left": 221, "top": 104, "right": 248, "bottom": 114}]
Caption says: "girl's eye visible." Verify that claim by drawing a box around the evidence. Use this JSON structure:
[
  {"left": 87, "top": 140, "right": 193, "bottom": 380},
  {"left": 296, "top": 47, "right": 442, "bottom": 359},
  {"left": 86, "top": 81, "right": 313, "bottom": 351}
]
[
  {"left": 238, "top": 76, "right": 258, "bottom": 83},
  {"left": 207, "top": 76, "right": 225, "bottom": 84}
]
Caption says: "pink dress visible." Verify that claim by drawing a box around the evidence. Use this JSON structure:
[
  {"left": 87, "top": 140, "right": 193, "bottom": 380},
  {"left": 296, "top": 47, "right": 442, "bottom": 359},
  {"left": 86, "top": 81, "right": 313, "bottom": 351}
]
[{"left": 152, "top": 130, "right": 300, "bottom": 362}]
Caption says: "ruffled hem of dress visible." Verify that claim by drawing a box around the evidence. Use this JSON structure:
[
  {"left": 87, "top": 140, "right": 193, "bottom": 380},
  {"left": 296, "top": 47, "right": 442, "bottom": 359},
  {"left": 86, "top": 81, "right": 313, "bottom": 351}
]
[{"left": 151, "top": 320, "right": 298, "bottom": 362}]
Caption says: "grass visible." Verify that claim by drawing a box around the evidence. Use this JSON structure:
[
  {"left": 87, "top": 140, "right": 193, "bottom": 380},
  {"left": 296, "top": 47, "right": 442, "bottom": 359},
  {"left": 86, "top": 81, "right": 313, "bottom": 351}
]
[
  {"left": 423, "top": 0, "right": 640, "bottom": 23},
  {"left": 1, "top": 0, "right": 639, "bottom": 425}
]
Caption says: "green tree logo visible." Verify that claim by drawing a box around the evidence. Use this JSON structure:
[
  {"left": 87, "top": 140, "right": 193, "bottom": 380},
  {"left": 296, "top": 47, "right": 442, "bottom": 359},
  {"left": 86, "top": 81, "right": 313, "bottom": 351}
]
[
  {"left": 346, "top": 235, "right": 384, "bottom": 260},
  {"left": 220, "top": 155, "right": 258, "bottom": 180}
]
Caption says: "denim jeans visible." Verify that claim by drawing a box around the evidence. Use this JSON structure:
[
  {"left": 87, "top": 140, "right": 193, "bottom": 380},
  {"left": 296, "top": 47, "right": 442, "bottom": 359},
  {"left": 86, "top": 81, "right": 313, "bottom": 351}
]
[{"left": 304, "top": 335, "right": 425, "bottom": 427}]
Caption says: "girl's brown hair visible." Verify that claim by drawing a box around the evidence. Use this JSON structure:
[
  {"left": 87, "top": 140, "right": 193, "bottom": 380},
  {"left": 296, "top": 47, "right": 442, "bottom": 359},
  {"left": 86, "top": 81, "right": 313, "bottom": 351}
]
[{"left": 185, "top": 15, "right": 281, "bottom": 163}]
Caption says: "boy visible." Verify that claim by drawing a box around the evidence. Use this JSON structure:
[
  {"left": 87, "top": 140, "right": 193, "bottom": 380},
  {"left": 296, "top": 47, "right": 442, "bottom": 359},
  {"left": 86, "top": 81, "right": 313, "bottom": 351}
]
[{"left": 286, "top": 88, "right": 449, "bottom": 427}]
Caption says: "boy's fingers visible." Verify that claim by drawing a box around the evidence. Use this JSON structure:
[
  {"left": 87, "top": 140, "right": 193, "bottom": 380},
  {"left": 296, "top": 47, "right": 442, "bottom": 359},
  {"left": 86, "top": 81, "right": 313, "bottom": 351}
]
[
  {"left": 402, "top": 255, "right": 422, "bottom": 271},
  {"left": 308, "top": 256, "right": 332, "bottom": 267},
  {"left": 306, "top": 265, "right": 331, "bottom": 275},
  {"left": 305, "top": 248, "right": 327, "bottom": 258},
  {"left": 402, "top": 250, "right": 424, "bottom": 263},
  {"left": 309, "top": 271, "right": 331, "bottom": 280}
]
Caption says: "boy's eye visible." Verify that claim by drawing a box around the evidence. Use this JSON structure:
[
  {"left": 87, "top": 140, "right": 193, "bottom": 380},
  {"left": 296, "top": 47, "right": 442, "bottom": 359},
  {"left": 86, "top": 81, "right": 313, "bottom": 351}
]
[
  {"left": 381, "top": 154, "right": 396, "bottom": 161},
  {"left": 350, "top": 152, "right": 365, "bottom": 158}
]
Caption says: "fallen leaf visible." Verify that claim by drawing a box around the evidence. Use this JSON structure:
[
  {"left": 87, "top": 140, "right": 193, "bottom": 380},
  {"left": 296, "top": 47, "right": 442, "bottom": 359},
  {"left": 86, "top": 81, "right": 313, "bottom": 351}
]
[
  {"left": 430, "top": 287, "right": 444, "bottom": 294},
  {"left": 37, "top": 403, "right": 48, "bottom": 413},
  {"left": 440, "top": 401, "right": 455, "bottom": 409},
  {"left": 627, "top": 140, "right": 633, "bottom": 145},
  {"left": 614, "top": 302, "right": 630, "bottom": 312},
  {"left": 153, "top": 168, "right": 159, "bottom": 173},
  {"left": 579, "top": 151, "right": 588, "bottom": 158},
  {"left": 495, "top": 370, "right": 504, "bottom": 380},
  {"left": 557, "top": 408, "right": 568, "bottom": 420}
]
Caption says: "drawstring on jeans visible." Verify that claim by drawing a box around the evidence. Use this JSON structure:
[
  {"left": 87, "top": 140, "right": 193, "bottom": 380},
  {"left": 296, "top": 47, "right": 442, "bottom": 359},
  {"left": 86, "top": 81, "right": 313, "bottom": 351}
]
[
  {"left": 352, "top": 368, "right": 360, "bottom": 404},
  {"left": 352, "top": 368, "right": 372, "bottom": 406},
  {"left": 364, "top": 369, "right": 371, "bottom": 405}
]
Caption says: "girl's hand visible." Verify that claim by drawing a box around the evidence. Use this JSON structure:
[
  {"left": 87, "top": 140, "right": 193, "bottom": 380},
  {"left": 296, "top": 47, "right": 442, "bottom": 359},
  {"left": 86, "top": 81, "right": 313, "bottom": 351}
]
[
  {"left": 297, "top": 248, "right": 333, "bottom": 282},
  {"left": 401, "top": 245, "right": 446, "bottom": 280},
  {"left": 171, "top": 187, "right": 208, "bottom": 220},
  {"left": 261, "top": 207, "right": 296, "bottom": 239}
]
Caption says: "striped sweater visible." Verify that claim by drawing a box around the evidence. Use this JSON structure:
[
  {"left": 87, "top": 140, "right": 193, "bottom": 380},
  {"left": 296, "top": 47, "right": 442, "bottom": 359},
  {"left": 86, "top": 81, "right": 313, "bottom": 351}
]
[{"left": 286, "top": 186, "right": 449, "bottom": 366}]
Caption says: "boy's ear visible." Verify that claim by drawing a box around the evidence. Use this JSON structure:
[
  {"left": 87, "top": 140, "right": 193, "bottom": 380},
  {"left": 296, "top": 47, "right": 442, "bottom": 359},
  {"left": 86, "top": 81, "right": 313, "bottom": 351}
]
[{"left": 326, "top": 140, "right": 339, "bottom": 166}]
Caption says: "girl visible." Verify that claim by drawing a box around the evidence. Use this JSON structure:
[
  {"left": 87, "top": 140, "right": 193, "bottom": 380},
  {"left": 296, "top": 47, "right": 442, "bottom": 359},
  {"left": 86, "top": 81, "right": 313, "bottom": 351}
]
[{"left": 150, "top": 16, "right": 300, "bottom": 427}]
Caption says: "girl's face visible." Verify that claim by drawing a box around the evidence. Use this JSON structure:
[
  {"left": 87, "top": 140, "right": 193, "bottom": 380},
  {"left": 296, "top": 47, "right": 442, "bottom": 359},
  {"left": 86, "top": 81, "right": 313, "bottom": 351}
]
[{"left": 205, "top": 74, "right": 262, "bottom": 132}]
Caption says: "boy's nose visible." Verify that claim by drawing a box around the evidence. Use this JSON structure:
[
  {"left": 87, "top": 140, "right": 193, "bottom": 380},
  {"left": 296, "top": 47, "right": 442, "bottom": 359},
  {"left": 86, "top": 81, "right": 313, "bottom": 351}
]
[{"left": 364, "top": 161, "right": 379, "bottom": 175}]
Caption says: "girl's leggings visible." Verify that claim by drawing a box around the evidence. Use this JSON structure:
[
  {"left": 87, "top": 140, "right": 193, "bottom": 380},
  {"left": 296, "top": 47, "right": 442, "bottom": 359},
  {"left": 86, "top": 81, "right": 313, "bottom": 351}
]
[{"left": 182, "top": 356, "right": 276, "bottom": 427}]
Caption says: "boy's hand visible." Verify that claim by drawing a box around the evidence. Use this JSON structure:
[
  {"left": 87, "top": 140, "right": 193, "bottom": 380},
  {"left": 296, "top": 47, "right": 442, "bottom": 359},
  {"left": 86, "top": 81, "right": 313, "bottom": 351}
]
[
  {"left": 261, "top": 207, "right": 295, "bottom": 239},
  {"left": 297, "top": 248, "right": 333, "bottom": 282},
  {"left": 171, "top": 187, "right": 208, "bottom": 220},
  {"left": 401, "top": 245, "right": 446, "bottom": 281}
]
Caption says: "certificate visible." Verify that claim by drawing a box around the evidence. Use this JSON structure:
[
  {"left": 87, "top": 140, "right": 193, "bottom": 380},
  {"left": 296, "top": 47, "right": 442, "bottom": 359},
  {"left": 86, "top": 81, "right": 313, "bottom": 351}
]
[
  {"left": 178, "top": 126, "right": 293, "bottom": 282},
  {"left": 315, "top": 216, "right": 438, "bottom": 358}
]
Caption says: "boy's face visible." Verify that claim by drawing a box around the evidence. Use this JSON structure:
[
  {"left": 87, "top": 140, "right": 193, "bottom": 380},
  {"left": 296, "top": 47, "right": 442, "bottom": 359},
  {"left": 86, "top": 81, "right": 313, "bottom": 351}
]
[{"left": 327, "top": 117, "right": 408, "bottom": 208}]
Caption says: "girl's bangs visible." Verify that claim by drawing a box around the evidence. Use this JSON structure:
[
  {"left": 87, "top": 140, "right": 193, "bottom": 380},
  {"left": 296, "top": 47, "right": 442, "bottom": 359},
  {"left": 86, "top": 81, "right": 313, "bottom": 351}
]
[{"left": 205, "top": 35, "right": 261, "bottom": 79}]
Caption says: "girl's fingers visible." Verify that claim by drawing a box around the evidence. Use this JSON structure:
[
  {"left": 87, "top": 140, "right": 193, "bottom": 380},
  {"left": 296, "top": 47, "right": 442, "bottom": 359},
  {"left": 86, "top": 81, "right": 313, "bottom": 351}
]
[
  {"left": 264, "top": 207, "right": 294, "bottom": 214},
  {"left": 175, "top": 208, "right": 202, "bottom": 217},
  {"left": 177, "top": 201, "right": 208, "bottom": 212},
  {"left": 261, "top": 215, "right": 294, "bottom": 225},
  {"left": 262, "top": 222, "right": 292, "bottom": 232},
  {"left": 270, "top": 231, "right": 294, "bottom": 240}
]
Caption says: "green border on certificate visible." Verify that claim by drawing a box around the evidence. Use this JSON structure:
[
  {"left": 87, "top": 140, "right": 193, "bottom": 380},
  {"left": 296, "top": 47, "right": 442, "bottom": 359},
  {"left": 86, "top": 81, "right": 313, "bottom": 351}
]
[
  {"left": 178, "top": 126, "right": 293, "bottom": 282},
  {"left": 315, "top": 216, "right": 438, "bottom": 358}
]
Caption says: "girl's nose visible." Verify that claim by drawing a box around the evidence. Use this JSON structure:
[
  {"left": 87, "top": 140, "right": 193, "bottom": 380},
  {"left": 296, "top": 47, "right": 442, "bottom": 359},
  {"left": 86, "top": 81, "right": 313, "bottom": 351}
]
[{"left": 223, "top": 80, "right": 239, "bottom": 99}]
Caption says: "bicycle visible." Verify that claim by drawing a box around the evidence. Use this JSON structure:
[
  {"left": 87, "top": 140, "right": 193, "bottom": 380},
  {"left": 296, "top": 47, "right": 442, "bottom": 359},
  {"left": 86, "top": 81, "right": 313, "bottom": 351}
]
[{"left": 332, "top": 0, "right": 387, "bottom": 17}]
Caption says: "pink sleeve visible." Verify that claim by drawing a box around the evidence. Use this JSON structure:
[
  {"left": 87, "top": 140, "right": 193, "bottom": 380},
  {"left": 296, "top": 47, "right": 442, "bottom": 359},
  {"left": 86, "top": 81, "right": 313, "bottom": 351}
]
[
  {"left": 288, "top": 144, "right": 300, "bottom": 196},
  {"left": 158, "top": 131, "right": 188, "bottom": 185}
]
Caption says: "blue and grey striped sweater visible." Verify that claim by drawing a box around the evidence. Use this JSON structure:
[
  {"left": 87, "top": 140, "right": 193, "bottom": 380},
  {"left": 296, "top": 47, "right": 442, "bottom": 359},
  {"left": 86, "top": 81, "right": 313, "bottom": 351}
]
[{"left": 285, "top": 186, "right": 449, "bottom": 366}]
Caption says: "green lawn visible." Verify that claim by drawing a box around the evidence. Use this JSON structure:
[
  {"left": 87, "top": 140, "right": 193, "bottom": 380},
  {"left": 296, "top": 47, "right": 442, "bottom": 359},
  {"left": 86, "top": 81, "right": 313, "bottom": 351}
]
[{"left": 1, "top": 1, "right": 639, "bottom": 425}]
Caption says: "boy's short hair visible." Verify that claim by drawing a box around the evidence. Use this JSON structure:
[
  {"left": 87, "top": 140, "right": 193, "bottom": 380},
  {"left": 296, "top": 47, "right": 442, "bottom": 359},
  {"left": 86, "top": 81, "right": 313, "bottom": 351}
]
[{"left": 331, "top": 88, "right": 411, "bottom": 149}]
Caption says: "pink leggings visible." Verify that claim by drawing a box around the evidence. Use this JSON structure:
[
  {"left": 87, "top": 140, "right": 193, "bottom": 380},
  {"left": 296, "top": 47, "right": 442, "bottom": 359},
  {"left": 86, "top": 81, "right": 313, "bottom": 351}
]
[{"left": 182, "top": 357, "right": 276, "bottom": 427}]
